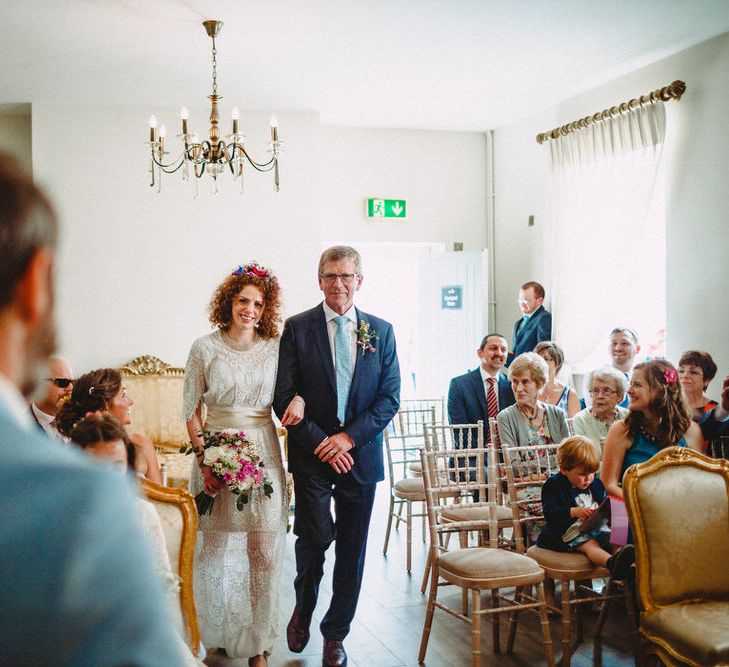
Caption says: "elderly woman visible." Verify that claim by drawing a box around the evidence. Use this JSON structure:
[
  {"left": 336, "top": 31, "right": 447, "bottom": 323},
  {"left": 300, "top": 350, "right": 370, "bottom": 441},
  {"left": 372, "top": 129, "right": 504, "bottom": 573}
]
[
  {"left": 602, "top": 359, "right": 704, "bottom": 499},
  {"left": 534, "top": 341, "right": 580, "bottom": 417},
  {"left": 572, "top": 366, "right": 629, "bottom": 457},
  {"left": 498, "top": 352, "right": 570, "bottom": 453},
  {"left": 679, "top": 350, "right": 718, "bottom": 422}
]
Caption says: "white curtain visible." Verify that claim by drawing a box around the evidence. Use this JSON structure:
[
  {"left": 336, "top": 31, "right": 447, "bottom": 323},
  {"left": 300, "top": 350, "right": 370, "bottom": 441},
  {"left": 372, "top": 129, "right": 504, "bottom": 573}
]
[{"left": 549, "top": 102, "right": 667, "bottom": 373}]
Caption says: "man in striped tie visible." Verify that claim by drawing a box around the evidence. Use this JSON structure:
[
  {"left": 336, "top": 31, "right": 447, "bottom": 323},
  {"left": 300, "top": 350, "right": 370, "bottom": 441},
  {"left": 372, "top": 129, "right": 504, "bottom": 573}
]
[
  {"left": 447, "top": 333, "right": 516, "bottom": 442},
  {"left": 274, "top": 246, "right": 400, "bottom": 667}
]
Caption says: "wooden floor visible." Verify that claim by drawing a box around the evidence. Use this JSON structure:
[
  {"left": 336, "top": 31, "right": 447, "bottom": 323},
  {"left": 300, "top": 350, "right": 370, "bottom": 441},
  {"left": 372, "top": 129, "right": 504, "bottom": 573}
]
[{"left": 205, "top": 481, "right": 637, "bottom": 667}]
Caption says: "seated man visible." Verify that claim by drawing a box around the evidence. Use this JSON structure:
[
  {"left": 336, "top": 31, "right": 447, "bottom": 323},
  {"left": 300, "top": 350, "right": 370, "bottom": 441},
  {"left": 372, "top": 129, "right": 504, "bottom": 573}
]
[
  {"left": 700, "top": 374, "right": 729, "bottom": 441},
  {"left": 448, "top": 333, "right": 515, "bottom": 444},
  {"left": 609, "top": 327, "right": 640, "bottom": 409},
  {"left": 30, "top": 356, "right": 73, "bottom": 442}
]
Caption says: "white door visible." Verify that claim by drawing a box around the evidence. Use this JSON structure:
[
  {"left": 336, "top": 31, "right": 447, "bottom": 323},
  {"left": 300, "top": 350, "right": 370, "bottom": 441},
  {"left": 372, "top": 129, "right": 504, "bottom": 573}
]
[{"left": 416, "top": 250, "right": 488, "bottom": 399}]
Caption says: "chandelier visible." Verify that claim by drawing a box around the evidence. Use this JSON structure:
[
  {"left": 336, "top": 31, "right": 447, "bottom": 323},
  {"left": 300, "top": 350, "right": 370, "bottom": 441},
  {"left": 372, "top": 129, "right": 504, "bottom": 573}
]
[{"left": 147, "top": 20, "right": 281, "bottom": 195}]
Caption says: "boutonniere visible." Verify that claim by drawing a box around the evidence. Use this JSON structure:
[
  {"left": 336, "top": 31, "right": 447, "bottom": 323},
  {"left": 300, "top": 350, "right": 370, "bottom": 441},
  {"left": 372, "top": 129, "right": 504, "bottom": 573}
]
[{"left": 355, "top": 319, "right": 379, "bottom": 356}]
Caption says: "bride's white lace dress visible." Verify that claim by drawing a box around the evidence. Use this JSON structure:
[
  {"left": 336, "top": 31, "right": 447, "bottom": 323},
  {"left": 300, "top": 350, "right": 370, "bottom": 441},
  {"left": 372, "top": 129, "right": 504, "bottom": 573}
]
[{"left": 183, "top": 330, "right": 287, "bottom": 658}]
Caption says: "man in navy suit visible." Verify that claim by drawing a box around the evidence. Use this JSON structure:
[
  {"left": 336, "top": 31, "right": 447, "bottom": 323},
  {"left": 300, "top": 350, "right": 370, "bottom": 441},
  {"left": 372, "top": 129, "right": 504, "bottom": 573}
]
[
  {"left": 448, "top": 333, "right": 515, "bottom": 442},
  {"left": 511, "top": 281, "right": 552, "bottom": 359},
  {"left": 274, "top": 246, "right": 400, "bottom": 667}
]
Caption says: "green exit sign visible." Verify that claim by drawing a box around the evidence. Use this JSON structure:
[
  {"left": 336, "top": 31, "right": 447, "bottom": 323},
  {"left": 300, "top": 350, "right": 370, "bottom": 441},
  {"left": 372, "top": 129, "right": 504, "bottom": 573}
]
[{"left": 366, "top": 198, "right": 407, "bottom": 219}]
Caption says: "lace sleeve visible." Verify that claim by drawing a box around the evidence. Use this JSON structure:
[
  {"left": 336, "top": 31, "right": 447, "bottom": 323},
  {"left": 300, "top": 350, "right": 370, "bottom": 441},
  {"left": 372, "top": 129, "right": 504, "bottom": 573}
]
[{"left": 182, "top": 337, "right": 207, "bottom": 422}]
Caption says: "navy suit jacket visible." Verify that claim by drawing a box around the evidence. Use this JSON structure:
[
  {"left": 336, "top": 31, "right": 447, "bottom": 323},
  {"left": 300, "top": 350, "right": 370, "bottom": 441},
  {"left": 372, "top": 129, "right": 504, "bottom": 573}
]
[
  {"left": 274, "top": 303, "right": 400, "bottom": 485},
  {"left": 511, "top": 305, "right": 552, "bottom": 357},
  {"left": 447, "top": 368, "right": 514, "bottom": 443}
]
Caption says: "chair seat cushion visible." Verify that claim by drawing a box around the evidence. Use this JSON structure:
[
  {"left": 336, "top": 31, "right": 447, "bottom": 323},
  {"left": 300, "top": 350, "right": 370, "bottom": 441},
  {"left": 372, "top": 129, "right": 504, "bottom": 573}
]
[
  {"left": 393, "top": 477, "right": 425, "bottom": 500},
  {"left": 440, "top": 547, "right": 544, "bottom": 585},
  {"left": 407, "top": 461, "right": 423, "bottom": 476},
  {"left": 527, "top": 545, "right": 609, "bottom": 578},
  {"left": 643, "top": 601, "right": 729, "bottom": 665},
  {"left": 442, "top": 504, "right": 512, "bottom": 523}
]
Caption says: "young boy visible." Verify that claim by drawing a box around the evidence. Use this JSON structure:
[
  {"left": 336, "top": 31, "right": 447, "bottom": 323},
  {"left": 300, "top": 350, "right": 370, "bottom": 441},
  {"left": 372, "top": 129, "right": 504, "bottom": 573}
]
[{"left": 537, "top": 435, "right": 634, "bottom": 579}]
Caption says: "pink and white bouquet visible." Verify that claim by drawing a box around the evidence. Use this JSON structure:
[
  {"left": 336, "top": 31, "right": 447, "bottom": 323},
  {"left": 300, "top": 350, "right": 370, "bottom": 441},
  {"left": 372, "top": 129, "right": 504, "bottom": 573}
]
[{"left": 181, "top": 428, "right": 273, "bottom": 515}]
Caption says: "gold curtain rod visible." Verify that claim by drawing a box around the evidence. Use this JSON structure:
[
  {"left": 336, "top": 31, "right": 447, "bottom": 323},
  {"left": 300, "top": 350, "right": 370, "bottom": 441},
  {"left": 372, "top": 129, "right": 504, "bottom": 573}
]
[{"left": 535, "top": 80, "right": 686, "bottom": 144}]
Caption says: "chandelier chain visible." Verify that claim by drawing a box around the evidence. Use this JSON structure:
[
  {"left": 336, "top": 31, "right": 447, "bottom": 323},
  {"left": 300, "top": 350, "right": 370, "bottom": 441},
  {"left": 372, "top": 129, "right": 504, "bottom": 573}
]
[{"left": 211, "top": 36, "right": 218, "bottom": 95}]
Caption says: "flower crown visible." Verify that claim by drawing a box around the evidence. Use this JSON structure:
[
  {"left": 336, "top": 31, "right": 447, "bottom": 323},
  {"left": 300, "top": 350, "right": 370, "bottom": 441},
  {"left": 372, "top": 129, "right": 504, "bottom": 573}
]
[{"left": 231, "top": 261, "right": 279, "bottom": 292}]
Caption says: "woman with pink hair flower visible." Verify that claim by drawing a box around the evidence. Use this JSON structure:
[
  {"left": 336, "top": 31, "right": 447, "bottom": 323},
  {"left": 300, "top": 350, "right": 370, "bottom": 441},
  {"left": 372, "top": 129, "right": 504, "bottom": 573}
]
[{"left": 602, "top": 359, "right": 704, "bottom": 499}]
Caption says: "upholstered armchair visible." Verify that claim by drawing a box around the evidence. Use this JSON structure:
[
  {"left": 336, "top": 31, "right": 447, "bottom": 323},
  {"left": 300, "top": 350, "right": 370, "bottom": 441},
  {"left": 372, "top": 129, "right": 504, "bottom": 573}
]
[
  {"left": 623, "top": 446, "right": 729, "bottom": 666},
  {"left": 139, "top": 478, "right": 201, "bottom": 656},
  {"left": 119, "top": 355, "right": 191, "bottom": 486}
]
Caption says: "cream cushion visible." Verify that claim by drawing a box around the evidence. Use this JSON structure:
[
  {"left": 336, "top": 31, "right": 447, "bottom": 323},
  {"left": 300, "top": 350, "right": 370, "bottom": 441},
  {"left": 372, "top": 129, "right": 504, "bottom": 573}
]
[
  {"left": 527, "top": 545, "right": 609, "bottom": 578},
  {"left": 442, "top": 504, "right": 512, "bottom": 523},
  {"left": 394, "top": 477, "right": 426, "bottom": 500},
  {"left": 635, "top": 465, "right": 729, "bottom": 605},
  {"left": 440, "top": 547, "right": 544, "bottom": 584},
  {"left": 643, "top": 601, "right": 729, "bottom": 664}
]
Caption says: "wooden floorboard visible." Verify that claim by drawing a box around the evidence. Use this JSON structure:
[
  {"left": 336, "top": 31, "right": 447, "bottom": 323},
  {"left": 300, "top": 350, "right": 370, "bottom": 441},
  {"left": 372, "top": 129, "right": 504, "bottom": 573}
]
[{"left": 204, "top": 481, "right": 637, "bottom": 666}]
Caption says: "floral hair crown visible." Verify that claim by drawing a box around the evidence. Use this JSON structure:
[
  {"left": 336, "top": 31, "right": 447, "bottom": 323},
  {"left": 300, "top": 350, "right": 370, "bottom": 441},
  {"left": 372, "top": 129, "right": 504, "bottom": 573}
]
[{"left": 231, "top": 261, "right": 279, "bottom": 291}]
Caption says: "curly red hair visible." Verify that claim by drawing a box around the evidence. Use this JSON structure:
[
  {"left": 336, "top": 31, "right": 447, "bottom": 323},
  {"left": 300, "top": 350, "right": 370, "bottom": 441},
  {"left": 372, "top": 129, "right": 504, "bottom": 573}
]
[{"left": 209, "top": 271, "right": 281, "bottom": 339}]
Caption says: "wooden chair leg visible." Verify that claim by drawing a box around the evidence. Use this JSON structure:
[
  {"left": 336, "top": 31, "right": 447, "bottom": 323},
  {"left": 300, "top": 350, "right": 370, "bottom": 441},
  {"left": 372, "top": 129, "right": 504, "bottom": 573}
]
[
  {"left": 417, "top": 561, "right": 439, "bottom": 663},
  {"left": 383, "top": 495, "right": 395, "bottom": 555},
  {"left": 506, "top": 586, "right": 520, "bottom": 653},
  {"left": 594, "top": 576, "right": 614, "bottom": 638},
  {"left": 491, "top": 587, "right": 501, "bottom": 653},
  {"left": 536, "top": 582, "right": 556, "bottom": 667},
  {"left": 471, "top": 589, "right": 482, "bottom": 667},
  {"left": 420, "top": 548, "right": 432, "bottom": 594},
  {"left": 406, "top": 500, "right": 413, "bottom": 573},
  {"left": 561, "top": 579, "right": 573, "bottom": 667}
]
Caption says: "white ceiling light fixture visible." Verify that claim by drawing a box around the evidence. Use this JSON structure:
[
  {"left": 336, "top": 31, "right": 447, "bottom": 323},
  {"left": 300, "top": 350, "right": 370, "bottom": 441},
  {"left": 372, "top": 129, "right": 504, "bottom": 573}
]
[{"left": 146, "top": 20, "right": 281, "bottom": 195}]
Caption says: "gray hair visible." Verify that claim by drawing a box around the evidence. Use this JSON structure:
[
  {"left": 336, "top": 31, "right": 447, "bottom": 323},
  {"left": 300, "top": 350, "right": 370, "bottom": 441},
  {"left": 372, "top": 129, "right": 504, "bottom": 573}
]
[
  {"left": 318, "top": 245, "right": 363, "bottom": 277},
  {"left": 508, "top": 352, "right": 549, "bottom": 389},
  {"left": 584, "top": 366, "right": 628, "bottom": 401}
]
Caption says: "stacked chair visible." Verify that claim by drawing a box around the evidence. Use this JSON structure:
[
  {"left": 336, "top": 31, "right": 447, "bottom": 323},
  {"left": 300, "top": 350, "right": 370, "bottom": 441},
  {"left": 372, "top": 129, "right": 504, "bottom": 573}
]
[
  {"left": 623, "top": 447, "right": 729, "bottom": 666},
  {"left": 418, "top": 421, "right": 555, "bottom": 667}
]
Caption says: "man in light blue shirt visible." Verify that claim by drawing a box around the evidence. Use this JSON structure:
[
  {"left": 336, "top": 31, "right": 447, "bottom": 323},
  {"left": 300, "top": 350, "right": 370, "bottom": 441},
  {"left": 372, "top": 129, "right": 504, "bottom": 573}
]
[{"left": 0, "top": 153, "right": 187, "bottom": 666}]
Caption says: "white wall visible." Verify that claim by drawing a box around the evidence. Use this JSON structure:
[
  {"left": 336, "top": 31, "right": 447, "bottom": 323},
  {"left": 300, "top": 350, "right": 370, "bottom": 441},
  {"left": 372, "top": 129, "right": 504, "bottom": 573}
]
[
  {"left": 493, "top": 31, "right": 729, "bottom": 396},
  {"left": 0, "top": 107, "right": 32, "bottom": 171},
  {"left": 29, "top": 106, "right": 486, "bottom": 372}
]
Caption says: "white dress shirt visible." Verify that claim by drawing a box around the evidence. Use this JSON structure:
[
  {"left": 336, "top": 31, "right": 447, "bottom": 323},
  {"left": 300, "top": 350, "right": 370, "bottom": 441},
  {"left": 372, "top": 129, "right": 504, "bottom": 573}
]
[
  {"left": 322, "top": 302, "right": 357, "bottom": 368},
  {"left": 31, "top": 402, "right": 69, "bottom": 442}
]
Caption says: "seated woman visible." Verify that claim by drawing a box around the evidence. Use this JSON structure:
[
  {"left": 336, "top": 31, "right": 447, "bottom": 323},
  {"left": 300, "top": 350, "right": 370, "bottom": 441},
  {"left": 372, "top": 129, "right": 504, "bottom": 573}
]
[
  {"left": 57, "top": 368, "right": 162, "bottom": 484},
  {"left": 602, "top": 359, "right": 704, "bottom": 499},
  {"left": 679, "top": 350, "right": 718, "bottom": 422},
  {"left": 498, "top": 351, "right": 570, "bottom": 454},
  {"left": 534, "top": 341, "right": 580, "bottom": 417},
  {"left": 537, "top": 435, "right": 634, "bottom": 579},
  {"left": 572, "top": 366, "right": 629, "bottom": 459},
  {"left": 68, "top": 412, "right": 202, "bottom": 666}
]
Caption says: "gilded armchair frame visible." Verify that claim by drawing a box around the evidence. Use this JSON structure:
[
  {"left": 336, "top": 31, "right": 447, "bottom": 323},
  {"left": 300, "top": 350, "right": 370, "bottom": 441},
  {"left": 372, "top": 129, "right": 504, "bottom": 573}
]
[
  {"left": 139, "top": 478, "right": 201, "bottom": 656},
  {"left": 624, "top": 446, "right": 729, "bottom": 667}
]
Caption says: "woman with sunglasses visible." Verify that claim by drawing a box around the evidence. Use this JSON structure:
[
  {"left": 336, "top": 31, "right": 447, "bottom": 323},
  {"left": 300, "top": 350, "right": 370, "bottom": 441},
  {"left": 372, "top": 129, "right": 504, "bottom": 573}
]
[{"left": 56, "top": 368, "right": 162, "bottom": 484}]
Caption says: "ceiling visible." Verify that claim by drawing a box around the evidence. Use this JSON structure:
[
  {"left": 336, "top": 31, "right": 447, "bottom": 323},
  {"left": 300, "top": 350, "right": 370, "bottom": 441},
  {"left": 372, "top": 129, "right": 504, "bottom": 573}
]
[{"left": 3, "top": 0, "right": 729, "bottom": 131}]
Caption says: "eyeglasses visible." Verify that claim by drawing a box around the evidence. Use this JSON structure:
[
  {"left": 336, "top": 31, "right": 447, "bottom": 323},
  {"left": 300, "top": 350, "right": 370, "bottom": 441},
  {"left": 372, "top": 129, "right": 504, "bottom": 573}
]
[
  {"left": 47, "top": 377, "right": 73, "bottom": 388},
  {"left": 320, "top": 273, "right": 358, "bottom": 284},
  {"left": 589, "top": 387, "right": 616, "bottom": 396}
]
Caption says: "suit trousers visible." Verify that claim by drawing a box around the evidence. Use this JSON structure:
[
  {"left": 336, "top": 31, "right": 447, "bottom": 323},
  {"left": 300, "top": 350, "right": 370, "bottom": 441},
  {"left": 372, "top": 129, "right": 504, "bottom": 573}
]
[{"left": 292, "top": 470, "right": 377, "bottom": 641}]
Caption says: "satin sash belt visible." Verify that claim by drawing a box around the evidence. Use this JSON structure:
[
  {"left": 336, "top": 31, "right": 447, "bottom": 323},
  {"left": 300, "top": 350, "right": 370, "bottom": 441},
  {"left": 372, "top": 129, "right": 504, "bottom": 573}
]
[{"left": 205, "top": 406, "right": 273, "bottom": 431}]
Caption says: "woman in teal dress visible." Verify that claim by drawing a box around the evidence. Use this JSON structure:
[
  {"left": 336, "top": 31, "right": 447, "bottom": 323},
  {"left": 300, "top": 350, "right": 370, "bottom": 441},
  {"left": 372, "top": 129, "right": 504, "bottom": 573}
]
[{"left": 602, "top": 359, "right": 704, "bottom": 499}]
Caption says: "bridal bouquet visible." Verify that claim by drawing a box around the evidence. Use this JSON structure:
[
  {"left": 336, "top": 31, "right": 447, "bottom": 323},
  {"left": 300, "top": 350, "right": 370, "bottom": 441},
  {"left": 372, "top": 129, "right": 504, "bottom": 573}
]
[{"left": 181, "top": 429, "right": 273, "bottom": 515}]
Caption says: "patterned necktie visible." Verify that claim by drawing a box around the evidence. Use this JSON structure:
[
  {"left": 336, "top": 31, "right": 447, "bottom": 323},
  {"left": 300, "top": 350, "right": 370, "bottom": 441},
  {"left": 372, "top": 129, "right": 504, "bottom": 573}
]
[
  {"left": 334, "top": 315, "right": 352, "bottom": 424},
  {"left": 486, "top": 377, "right": 498, "bottom": 419}
]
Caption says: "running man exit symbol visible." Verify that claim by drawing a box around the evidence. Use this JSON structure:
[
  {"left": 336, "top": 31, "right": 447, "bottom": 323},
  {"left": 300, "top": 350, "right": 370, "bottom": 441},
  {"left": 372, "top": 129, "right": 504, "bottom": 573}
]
[{"left": 366, "top": 198, "right": 407, "bottom": 219}]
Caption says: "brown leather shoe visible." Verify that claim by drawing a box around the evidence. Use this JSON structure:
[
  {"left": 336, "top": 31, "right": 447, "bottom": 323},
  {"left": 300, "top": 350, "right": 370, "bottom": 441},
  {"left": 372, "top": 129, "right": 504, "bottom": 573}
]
[
  {"left": 286, "top": 608, "right": 311, "bottom": 653},
  {"left": 322, "top": 639, "right": 347, "bottom": 667}
]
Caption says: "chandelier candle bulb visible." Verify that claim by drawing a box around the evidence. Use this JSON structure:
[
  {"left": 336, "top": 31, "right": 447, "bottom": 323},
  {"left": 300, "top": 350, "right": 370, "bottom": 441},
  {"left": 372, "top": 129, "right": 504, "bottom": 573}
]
[
  {"left": 180, "top": 107, "right": 188, "bottom": 135},
  {"left": 158, "top": 125, "right": 166, "bottom": 150},
  {"left": 149, "top": 115, "right": 157, "bottom": 142},
  {"left": 270, "top": 115, "right": 278, "bottom": 142},
  {"left": 231, "top": 107, "right": 239, "bottom": 135}
]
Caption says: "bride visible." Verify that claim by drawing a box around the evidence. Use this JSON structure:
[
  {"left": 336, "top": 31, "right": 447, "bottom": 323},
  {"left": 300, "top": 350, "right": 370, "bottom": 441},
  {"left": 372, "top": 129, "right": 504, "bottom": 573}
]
[{"left": 183, "top": 262, "right": 302, "bottom": 666}]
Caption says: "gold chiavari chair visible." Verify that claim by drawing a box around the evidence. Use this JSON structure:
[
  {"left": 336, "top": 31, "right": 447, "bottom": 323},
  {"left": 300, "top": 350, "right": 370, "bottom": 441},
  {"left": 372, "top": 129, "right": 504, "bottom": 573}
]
[
  {"left": 500, "top": 438, "right": 632, "bottom": 667},
  {"left": 417, "top": 433, "right": 554, "bottom": 667}
]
